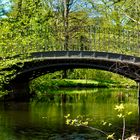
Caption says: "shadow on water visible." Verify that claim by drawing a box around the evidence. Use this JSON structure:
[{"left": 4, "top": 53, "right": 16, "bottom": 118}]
[
  {"left": 0, "top": 88, "right": 139, "bottom": 139},
  {"left": 136, "top": 83, "right": 140, "bottom": 136},
  {"left": 137, "top": 99, "right": 140, "bottom": 136}
]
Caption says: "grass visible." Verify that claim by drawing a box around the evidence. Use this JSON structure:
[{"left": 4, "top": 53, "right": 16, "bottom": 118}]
[
  {"left": 30, "top": 78, "right": 137, "bottom": 96},
  {"left": 44, "top": 79, "right": 137, "bottom": 88}
]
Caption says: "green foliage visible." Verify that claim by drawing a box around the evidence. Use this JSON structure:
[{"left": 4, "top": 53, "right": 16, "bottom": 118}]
[
  {"left": 30, "top": 69, "right": 136, "bottom": 96},
  {"left": 0, "top": 0, "right": 139, "bottom": 95},
  {"left": 64, "top": 103, "right": 133, "bottom": 140}
]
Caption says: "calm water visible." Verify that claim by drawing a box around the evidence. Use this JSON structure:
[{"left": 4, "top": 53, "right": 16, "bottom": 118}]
[{"left": 0, "top": 88, "right": 139, "bottom": 140}]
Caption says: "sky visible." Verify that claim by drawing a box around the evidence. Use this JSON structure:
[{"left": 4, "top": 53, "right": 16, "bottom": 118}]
[
  {"left": 0, "top": 0, "right": 101, "bottom": 18},
  {"left": 0, "top": 0, "right": 12, "bottom": 18}
]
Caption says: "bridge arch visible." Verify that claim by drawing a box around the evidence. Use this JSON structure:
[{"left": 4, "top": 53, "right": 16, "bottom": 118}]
[{"left": 11, "top": 51, "right": 140, "bottom": 82}]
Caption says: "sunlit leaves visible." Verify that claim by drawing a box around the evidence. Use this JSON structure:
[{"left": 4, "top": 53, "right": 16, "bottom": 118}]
[
  {"left": 114, "top": 103, "right": 133, "bottom": 118},
  {"left": 64, "top": 104, "right": 133, "bottom": 140},
  {"left": 107, "top": 133, "right": 115, "bottom": 140},
  {"left": 64, "top": 113, "right": 70, "bottom": 119},
  {"left": 117, "top": 113, "right": 124, "bottom": 118},
  {"left": 65, "top": 114, "right": 89, "bottom": 127},
  {"left": 101, "top": 120, "right": 112, "bottom": 127},
  {"left": 127, "top": 111, "right": 132, "bottom": 116},
  {"left": 114, "top": 103, "right": 124, "bottom": 112}
]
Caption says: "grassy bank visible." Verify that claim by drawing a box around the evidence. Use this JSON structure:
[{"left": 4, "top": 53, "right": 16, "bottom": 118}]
[
  {"left": 30, "top": 78, "right": 137, "bottom": 95},
  {"left": 30, "top": 69, "right": 137, "bottom": 95},
  {"left": 51, "top": 79, "right": 136, "bottom": 88}
]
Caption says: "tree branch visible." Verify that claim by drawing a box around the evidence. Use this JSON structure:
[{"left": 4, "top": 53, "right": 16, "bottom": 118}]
[{"left": 123, "top": 12, "right": 140, "bottom": 25}]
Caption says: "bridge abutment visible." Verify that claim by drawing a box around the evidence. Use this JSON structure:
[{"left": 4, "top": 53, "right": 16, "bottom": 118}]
[
  {"left": 138, "top": 83, "right": 140, "bottom": 106},
  {"left": 3, "top": 82, "right": 31, "bottom": 101},
  {"left": 137, "top": 83, "right": 140, "bottom": 135},
  {"left": 138, "top": 82, "right": 140, "bottom": 116}
]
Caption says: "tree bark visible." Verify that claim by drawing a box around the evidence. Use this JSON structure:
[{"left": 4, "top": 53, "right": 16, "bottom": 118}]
[{"left": 63, "top": 0, "right": 70, "bottom": 50}]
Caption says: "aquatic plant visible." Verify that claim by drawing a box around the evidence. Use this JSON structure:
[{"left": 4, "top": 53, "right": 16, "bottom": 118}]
[{"left": 65, "top": 103, "right": 135, "bottom": 140}]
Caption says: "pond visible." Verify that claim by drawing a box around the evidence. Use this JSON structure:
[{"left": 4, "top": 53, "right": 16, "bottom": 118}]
[{"left": 0, "top": 88, "right": 139, "bottom": 140}]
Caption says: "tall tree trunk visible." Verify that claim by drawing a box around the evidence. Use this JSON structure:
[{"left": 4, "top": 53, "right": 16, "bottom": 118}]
[
  {"left": 63, "top": 0, "right": 69, "bottom": 50},
  {"left": 62, "top": 0, "right": 70, "bottom": 78}
]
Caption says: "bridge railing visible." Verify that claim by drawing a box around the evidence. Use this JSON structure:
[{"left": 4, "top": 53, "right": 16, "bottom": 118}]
[{"left": 0, "top": 26, "right": 140, "bottom": 58}]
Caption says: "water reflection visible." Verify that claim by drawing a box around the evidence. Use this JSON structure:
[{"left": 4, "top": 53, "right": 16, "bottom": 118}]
[
  {"left": 35, "top": 88, "right": 137, "bottom": 104},
  {"left": 0, "top": 88, "right": 139, "bottom": 140}
]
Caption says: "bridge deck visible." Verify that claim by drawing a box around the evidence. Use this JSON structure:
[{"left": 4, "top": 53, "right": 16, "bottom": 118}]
[{"left": 30, "top": 51, "right": 140, "bottom": 64}]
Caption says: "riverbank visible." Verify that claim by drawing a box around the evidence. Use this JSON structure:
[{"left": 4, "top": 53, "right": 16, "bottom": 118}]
[
  {"left": 0, "top": 78, "right": 137, "bottom": 99},
  {"left": 30, "top": 79, "right": 137, "bottom": 95},
  {"left": 51, "top": 79, "right": 137, "bottom": 88}
]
